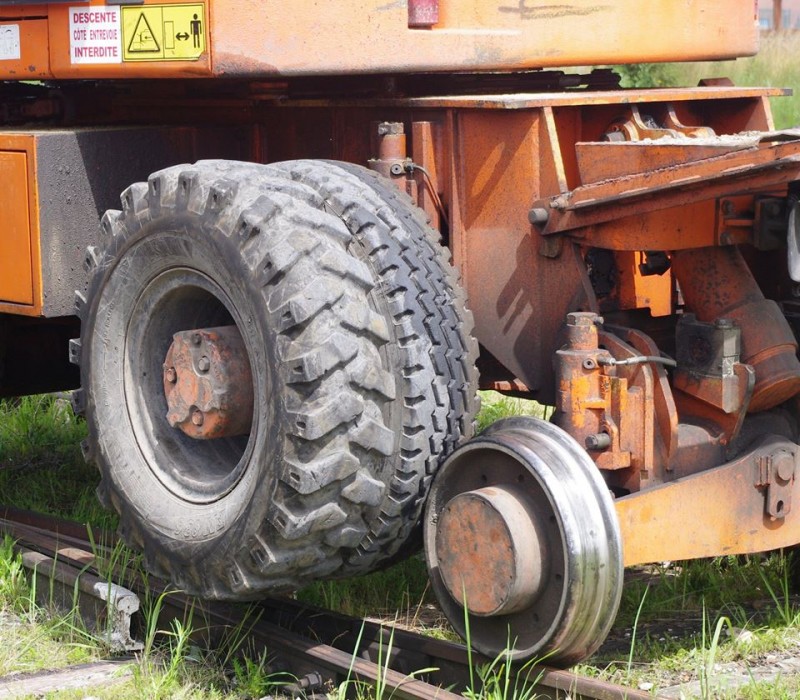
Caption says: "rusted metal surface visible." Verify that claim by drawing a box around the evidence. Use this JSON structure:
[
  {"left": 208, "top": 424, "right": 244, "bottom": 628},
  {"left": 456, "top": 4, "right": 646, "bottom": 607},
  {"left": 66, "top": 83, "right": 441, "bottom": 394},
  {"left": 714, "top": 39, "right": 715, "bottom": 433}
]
[
  {"left": 163, "top": 325, "right": 254, "bottom": 439},
  {"left": 435, "top": 485, "right": 547, "bottom": 616},
  {"left": 20, "top": 548, "right": 142, "bottom": 652},
  {"left": 536, "top": 133, "right": 800, "bottom": 239},
  {"left": 367, "top": 121, "right": 417, "bottom": 199},
  {"left": 553, "top": 313, "right": 672, "bottom": 489},
  {"left": 671, "top": 246, "right": 800, "bottom": 412},
  {"left": 602, "top": 104, "right": 716, "bottom": 142},
  {"left": 617, "top": 436, "right": 800, "bottom": 567},
  {"left": 411, "top": 120, "right": 443, "bottom": 231}
]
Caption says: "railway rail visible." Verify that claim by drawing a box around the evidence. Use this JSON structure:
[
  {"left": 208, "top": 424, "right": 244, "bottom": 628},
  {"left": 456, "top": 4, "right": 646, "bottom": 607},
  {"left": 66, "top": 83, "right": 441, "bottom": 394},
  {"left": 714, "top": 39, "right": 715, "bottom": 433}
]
[{"left": 0, "top": 506, "right": 648, "bottom": 700}]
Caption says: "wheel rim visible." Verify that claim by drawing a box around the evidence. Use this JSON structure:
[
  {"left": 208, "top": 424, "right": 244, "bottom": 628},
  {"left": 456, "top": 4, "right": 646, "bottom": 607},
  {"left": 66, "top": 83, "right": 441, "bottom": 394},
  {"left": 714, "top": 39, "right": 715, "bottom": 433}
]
[
  {"left": 424, "top": 415, "right": 623, "bottom": 665},
  {"left": 124, "top": 266, "right": 258, "bottom": 504}
]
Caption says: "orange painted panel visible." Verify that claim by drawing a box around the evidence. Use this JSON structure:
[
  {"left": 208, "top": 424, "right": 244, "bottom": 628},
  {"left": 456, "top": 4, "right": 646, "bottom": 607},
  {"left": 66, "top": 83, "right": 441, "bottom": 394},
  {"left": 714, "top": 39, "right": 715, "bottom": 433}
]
[
  {"left": 1, "top": 0, "right": 759, "bottom": 80},
  {"left": 0, "top": 19, "right": 51, "bottom": 79},
  {"left": 0, "top": 151, "right": 34, "bottom": 305}
]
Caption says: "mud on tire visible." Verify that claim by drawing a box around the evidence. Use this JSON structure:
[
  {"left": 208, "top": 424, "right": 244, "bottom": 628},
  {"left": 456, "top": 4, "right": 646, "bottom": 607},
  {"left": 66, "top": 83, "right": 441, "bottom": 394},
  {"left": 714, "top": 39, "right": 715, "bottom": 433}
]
[{"left": 73, "top": 159, "right": 478, "bottom": 597}]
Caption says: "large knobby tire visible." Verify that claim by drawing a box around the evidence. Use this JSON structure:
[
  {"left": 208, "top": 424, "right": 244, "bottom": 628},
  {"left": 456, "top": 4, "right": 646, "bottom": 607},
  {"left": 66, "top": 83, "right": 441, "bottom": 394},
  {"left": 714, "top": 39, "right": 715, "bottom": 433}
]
[{"left": 73, "top": 159, "right": 478, "bottom": 598}]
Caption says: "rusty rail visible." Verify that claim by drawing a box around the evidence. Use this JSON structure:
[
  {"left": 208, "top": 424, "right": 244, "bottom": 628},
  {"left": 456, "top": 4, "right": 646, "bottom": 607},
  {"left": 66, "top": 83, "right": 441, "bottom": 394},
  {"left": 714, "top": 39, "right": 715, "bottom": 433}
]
[{"left": 0, "top": 506, "right": 648, "bottom": 700}]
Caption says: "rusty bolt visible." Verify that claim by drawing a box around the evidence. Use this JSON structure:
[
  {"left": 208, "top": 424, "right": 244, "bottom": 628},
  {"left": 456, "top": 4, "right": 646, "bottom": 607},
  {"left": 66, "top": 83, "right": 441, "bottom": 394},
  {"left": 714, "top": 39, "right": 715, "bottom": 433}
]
[
  {"left": 528, "top": 207, "right": 549, "bottom": 225},
  {"left": 198, "top": 356, "right": 211, "bottom": 373},
  {"left": 191, "top": 408, "right": 205, "bottom": 426},
  {"left": 566, "top": 311, "right": 598, "bottom": 327},
  {"left": 192, "top": 333, "right": 202, "bottom": 346},
  {"left": 602, "top": 130, "right": 626, "bottom": 143},
  {"left": 377, "top": 121, "right": 404, "bottom": 136},
  {"left": 775, "top": 452, "right": 795, "bottom": 483},
  {"left": 586, "top": 433, "right": 612, "bottom": 450},
  {"left": 164, "top": 367, "right": 177, "bottom": 384}
]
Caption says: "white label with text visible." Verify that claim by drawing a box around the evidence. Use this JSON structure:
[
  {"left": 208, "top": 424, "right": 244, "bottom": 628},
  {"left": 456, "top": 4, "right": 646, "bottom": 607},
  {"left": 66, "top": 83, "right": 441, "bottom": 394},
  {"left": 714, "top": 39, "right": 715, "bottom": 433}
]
[
  {"left": 0, "top": 25, "right": 21, "bottom": 61},
  {"left": 69, "top": 7, "right": 122, "bottom": 64}
]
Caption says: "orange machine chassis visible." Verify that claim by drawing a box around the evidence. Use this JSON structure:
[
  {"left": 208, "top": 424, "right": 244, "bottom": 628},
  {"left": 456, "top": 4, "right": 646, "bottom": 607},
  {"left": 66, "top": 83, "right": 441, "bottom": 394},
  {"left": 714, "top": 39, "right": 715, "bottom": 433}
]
[
  {"left": 3, "top": 76, "right": 800, "bottom": 570},
  {"left": 3, "top": 0, "right": 800, "bottom": 665}
]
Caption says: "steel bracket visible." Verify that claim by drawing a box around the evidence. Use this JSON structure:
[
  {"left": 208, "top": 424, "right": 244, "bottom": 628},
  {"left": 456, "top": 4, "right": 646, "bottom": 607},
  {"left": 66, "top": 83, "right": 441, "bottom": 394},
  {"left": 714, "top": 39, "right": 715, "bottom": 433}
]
[{"left": 756, "top": 450, "right": 797, "bottom": 520}]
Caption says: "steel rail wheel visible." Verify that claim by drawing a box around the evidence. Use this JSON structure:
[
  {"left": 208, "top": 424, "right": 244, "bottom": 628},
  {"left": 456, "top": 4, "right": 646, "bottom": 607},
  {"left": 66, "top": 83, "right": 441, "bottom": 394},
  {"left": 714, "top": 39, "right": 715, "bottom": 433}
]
[
  {"left": 72, "top": 159, "right": 478, "bottom": 598},
  {"left": 424, "top": 416, "right": 623, "bottom": 666}
]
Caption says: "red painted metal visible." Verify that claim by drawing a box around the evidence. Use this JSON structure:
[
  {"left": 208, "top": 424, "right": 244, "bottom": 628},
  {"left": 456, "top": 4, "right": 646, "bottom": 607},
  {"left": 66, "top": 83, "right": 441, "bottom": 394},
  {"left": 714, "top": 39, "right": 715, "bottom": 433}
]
[
  {"left": 163, "top": 326, "right": 254, "bottom": 440},
  {"left": 408, "top": 0, "right": 439, "bottom": 27}
]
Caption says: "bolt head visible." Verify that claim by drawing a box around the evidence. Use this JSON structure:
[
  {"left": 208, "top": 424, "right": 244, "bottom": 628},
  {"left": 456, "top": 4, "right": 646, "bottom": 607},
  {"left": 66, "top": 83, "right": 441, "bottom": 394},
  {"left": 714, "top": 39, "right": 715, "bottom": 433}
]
[
  {"left": 528, "top": 207, "right": 549, "bottom": 225},
  {"left": 198, "top": 356, "right": 211, "bottom": 373},
  {"left": 775, "top": 452, "right": 795, "bottom": 483},
  {"left": 377, "top": 121, "right": 404, "bottom": 136},
  {"left": 191, "top": 408, "right": 204, "bottom": 426},
  {"left": 164, "top": 367, "right": 177, "bottom": 384},
  {"left": 192, "top": 333, "right": 202, "bottom": 346}
]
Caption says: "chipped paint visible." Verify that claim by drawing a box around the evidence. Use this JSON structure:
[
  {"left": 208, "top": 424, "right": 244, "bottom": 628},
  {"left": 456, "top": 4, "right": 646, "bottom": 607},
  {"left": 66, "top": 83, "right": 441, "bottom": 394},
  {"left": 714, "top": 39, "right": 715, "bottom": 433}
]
[{"left": 498, "top": 2, "right": 611, "bottom": 19}]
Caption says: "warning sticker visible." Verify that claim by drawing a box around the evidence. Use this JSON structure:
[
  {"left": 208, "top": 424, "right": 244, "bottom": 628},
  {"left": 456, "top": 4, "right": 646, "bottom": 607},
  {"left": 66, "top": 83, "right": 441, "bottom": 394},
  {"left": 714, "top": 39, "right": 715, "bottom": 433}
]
[
  {"left": 121, "top": 4, "right": 205, "bottom": 62},
  {"left": 69, "top": 7, "right": 122, "bottom": 64},
  {"left": 0, "top": 25, "right": 21, "bottom": 61}
]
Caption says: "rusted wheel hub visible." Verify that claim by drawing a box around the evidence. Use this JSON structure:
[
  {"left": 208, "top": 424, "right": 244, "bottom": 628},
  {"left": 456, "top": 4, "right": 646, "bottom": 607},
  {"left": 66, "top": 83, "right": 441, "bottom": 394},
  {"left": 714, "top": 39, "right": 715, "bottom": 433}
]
[
  {"left": 163, "top": 325, "right": 254, "bottom": 440},
  {"left": 435, "top": 484, "right": 548, "bottom": 617}
]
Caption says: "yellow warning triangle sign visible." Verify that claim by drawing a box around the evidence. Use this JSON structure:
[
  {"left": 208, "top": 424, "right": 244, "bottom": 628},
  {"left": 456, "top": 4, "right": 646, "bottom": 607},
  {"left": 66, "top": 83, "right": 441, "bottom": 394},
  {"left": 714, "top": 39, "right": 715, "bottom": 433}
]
[{"left": 127, "top": 13, "right": 160, "bottom": 53}]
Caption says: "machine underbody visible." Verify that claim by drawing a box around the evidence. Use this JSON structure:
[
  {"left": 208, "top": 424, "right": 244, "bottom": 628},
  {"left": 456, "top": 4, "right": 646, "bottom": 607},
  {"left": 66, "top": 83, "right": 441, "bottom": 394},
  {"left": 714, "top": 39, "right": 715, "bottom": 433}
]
[{"left": 2, "top": 0, "right": 800, "bottom": 666}]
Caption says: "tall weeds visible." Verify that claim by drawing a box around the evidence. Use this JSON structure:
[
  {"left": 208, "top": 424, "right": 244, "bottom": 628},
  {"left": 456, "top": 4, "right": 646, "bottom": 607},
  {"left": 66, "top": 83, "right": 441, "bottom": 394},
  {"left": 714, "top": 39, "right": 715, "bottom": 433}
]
[{"left": 615, "top": 32, "right": 800, "bottom": 129}]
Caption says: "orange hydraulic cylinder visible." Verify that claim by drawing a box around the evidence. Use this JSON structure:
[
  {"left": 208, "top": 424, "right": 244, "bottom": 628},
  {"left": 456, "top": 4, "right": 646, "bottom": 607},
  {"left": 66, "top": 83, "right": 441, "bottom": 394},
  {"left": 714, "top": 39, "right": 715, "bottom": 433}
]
[{"left": 671, "top": 247, "right": 800, "bottom": 412}]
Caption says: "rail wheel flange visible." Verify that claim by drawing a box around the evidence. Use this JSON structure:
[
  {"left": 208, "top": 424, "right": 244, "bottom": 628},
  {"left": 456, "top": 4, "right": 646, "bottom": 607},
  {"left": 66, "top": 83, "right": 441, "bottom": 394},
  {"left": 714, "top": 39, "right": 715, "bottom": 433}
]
[{"left": 424, "top": 415, "right": 623, "bottom": 665}]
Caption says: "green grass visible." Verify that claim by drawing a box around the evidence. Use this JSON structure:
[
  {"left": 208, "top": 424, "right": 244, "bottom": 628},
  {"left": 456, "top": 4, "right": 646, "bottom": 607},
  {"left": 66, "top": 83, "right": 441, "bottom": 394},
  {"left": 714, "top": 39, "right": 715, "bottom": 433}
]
[
  {"left": 614, "top": 31, "right": 800, "bottom": 129},
  {"left": 0, "top": 536, "right": 295, "bottom": 699},
  {"left": 5, "top": 389, "right": 800, "bottom": 698},
  {"left": 584, "top": 551, "right": 800, "bottom": 696},
  {"left": 475, "top": 391, "right": 550, "bottom": 433},
  {"left": 0, "top": 395, "right": 114, "bottom": 529}
]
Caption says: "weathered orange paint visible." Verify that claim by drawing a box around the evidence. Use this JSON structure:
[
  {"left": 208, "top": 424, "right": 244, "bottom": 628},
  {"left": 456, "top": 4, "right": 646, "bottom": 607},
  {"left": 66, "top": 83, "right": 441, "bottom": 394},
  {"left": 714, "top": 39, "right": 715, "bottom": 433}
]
[
  {"left": 163, "top": 326, "right": 254, "bottom": 440},
  {"left": 0, "top": 19, "right": 51, "bottom": 79},
  {"left": 616, "top": 251, "right": 672, "bottom": 318},
  {"left": 0, "top": 134, "right": 41, "bottom": 316},
  {"left": 672, "top": 246, "right": 800, "bottom": 413},
  {"left": 2, "top": 1, "right": 759, "bottom": 81},
  {"left": 0, "top": 152, "right": 34, "bottom": 305},
  {"left": 617, "top": 438, "right": 800, "bottom": 567}
]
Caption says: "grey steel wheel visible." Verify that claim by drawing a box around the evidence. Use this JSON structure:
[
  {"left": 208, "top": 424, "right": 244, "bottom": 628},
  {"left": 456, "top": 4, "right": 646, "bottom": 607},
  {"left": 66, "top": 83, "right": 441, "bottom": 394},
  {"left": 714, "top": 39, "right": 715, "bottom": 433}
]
[{"left": 423, "top": 416, "right": 623, "bottom": 665}]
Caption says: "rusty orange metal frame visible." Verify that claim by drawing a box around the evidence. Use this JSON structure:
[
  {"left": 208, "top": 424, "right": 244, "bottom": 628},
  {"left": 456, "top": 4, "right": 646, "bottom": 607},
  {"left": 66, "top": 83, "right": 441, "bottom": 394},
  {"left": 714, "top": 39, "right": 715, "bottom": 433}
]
[{"left": 617, "top": 436, "right": 800, "bottom": 566}]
